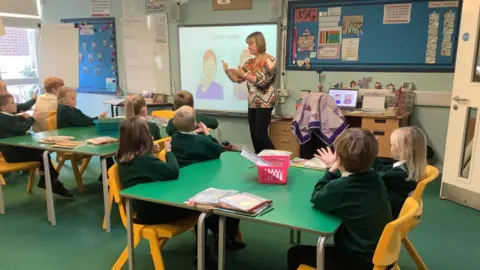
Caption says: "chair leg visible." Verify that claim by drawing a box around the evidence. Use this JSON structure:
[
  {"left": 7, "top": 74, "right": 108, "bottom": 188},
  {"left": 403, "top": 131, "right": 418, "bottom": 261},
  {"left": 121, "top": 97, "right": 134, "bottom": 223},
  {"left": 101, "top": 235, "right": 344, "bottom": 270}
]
[
  {"left": 71, "top": 156, "right": 84, "bottom": 193},
  {"left": 55, "top": 157, "right": 67, "bottom": 172},
  {"left": 149, "top": 237, "right": 167, "bottom": 270},
  {"left": 403, "top": 237, "right": 427, "bottom": 270},
  {"left": 0, "top": 177, "right": 5, "bottom": 214},
  {"left": 26, "top": 169, "right": 37, "bottom": 193},
  {"left": 0, "top": 174, "right": 5, "bottom": 185},
  {"left": 111, "top": 235, "right": 141, "bottom": 270},
  {"left": 102, "top": 184, "right": 115, "bottom": 230},
  {"left": 79, "top": 156, "right": 92, "bottom": 175}
]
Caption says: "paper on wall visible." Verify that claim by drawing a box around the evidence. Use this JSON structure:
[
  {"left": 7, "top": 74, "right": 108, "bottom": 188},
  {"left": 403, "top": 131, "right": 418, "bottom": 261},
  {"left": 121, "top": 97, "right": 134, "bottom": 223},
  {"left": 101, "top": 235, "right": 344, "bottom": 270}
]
[
  {"left": 441, "top": 11, "right": 455, "bottom": 56},
  {"left": 383, "top": 3, "right": 411, "bottom": 24},
  {"left": 79, "top": 25, "right": 94, "bottom": 36},
  {"left": 91, "top": 0, "right": 110, "bottom": 17},
  {"left": 328, "top": 7, "right": 342, "bottom": 16},
  {"left": 341, "top": 38, "right": 360, "bottom": 61},
  {"left": 428, "top": 1, "right": 459, "bottom": 8},
  {"left": 426, "top": 12, "right": 440, "bottom": 63},
  {"left": 122, "top": 0, "right": 144, "bottom": 19},
  {"left": 317, "top": 44, "right": 340, "bottom": 60}
]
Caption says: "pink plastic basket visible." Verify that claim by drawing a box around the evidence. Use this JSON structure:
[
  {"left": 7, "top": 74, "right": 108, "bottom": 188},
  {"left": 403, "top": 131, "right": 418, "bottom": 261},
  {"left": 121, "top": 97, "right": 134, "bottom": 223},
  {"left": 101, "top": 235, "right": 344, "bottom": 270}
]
[{"left": 257, "top": 156, "right": 290, "bottom": 185}]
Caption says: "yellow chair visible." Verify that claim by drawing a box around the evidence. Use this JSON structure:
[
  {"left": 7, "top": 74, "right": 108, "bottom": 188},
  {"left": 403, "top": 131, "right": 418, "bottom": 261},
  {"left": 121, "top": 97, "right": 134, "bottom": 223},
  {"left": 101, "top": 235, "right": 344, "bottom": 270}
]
[
  {"left": 402, "top": 165, "right": 439, "bottom": 270},
  {"left": 0, "top": 153, "right": 40, "bottom": 214},
  {"left": 152, "top": 110, "right": 175, "bottom": 119},
  {"left": 46, "top": 115, "right": 92, "bottom": 193},
  {"left": 298, "top": 198, "right": 420, "bottom": 270},
  {"left": 106, "top": 164, "right": 198, "bottom": 270}
]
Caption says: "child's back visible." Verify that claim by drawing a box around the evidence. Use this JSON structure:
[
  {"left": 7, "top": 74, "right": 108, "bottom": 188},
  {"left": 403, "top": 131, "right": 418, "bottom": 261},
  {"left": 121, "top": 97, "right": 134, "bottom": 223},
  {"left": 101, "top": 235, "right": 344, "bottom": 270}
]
[
  {"left": 33, "top": 77, "right": 64, "bottom": 132},
  {"left": 56, "top": 87, "right": 105, "bottom": 129}
]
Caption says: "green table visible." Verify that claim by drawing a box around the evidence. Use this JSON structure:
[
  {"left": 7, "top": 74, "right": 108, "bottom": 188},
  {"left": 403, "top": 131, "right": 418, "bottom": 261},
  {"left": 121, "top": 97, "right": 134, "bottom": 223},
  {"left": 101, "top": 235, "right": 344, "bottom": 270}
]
[
  {"left": 120, "top": 152, "right": 342, "bottom": 270},
  {"left": 0, "top": 127, "right": 117, "bottom": 230}
]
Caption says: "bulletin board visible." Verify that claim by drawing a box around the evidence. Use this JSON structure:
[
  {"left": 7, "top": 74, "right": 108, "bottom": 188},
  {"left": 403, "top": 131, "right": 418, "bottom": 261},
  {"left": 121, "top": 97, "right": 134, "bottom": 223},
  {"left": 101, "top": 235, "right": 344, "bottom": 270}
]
[
  {"left": 61, "top": 17, "right": 119, "bottom": 93},
  {"left": 286, "top": 0, "right": 462, "bottom": 72}
]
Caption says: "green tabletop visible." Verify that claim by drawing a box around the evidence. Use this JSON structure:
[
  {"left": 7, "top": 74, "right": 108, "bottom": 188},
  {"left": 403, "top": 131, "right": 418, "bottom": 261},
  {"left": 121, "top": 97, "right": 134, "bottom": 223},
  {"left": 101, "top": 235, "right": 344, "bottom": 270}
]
[
  {"left": 0, "top": 127, "right": 118, "bottom": 157},
  {"left": 120, "top": 152, "right": 342, "bottom": 236}
]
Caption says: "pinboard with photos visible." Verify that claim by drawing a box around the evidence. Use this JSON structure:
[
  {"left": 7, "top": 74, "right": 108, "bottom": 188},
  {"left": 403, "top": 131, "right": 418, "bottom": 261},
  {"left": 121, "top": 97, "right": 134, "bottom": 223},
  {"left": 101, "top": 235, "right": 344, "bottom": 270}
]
[{"left": 286, "top": 0, "right": 462, "bottom": 72}]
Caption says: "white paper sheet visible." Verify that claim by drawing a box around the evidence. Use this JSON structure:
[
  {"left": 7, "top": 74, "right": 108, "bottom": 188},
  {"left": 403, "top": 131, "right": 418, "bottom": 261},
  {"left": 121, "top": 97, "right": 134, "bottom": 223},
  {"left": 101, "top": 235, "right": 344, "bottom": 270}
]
[
  {"left": 341, "top": 38, "right": 360, "bottom": 61},
  {"left": 122, "top": 0, "right": 144, "bottom": 18},
  {"left": 383, "top": 3, "right": 411, "bottom": 24},
  {"left": 91, "top": 0, "right": 110, "bottom": 17}
]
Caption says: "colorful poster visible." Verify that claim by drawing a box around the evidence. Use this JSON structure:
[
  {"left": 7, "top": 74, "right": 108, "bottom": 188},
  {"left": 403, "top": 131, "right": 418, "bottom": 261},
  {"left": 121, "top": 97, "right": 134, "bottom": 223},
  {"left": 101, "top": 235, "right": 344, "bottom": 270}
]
[
  {"left": 342, "top": 15, "right": 363, "bottom": 36},
  {"left": 79, "top": 25, "right": 94, "bottom": 35},
  {"left": 318, "top": 27, "right": 342, "bottom": 45},
  {"left": 341, "top": 38, "right": 360, "bottom": 61},
  {"left": 294, "top": 8, "right": 318, "bottom": 22},
  {"left": 383, "top": 3, "right": 411, "bottom": 24},
  {"left": 317, "top": 44, "right": 341, "bottom": 60},
  {"left": 297, "top": 29, "right": 315, "bottom": 51}
]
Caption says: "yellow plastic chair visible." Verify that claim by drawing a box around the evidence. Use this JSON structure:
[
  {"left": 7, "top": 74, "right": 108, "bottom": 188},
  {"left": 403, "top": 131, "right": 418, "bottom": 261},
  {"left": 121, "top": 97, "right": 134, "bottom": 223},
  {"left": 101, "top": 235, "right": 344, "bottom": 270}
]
[
  {"left": 0, "top": 153, "right": 40, "bottom": 214},
  {"left": 105, "top": 164, "right": 198, "bottom": 270},
  {"left": 152, "top": 110, "right": 175, "bottom": 119},
  {"left": 297, "top": 198, "right": 421, "bottom": 270},
  {"left": 46, "top": 115, "right": 92, "bottom": 193},
  {"left": 402, "top": 165, "right": 439, "bottom": 270}
]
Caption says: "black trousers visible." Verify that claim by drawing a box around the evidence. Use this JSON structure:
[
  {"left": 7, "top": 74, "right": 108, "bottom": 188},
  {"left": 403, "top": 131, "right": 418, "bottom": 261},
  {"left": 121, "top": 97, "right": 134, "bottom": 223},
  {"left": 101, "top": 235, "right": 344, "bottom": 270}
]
[
  {"left": 133, "top": 200, "right": 195, "bottom": 225},
  {"left": 248, "top": 108, "right": 275, "bottom": 154},
  {"left": 287, "top": 245, "right": 374, "bottom": 270},
  {"left": 2, "top": 146, "right": 59, "bottom": 180}
]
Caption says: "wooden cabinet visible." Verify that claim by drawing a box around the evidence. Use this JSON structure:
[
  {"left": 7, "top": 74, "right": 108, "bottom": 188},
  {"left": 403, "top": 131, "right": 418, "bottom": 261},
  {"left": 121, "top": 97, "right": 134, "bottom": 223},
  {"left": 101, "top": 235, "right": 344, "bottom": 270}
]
[{"left": 269, "top": 119, "right": 300, "bottom": 158}]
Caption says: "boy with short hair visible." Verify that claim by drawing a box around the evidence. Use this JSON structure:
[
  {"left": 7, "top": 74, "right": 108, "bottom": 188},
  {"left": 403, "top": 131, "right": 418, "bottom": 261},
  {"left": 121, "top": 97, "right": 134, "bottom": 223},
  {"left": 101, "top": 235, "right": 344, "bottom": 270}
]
[
  {"left": 171, "top": 105, "right": 223, "bottom": 168},
  {"left": 165, "top": 90, "right": 218, "bottom": 136},
  {"left": 0, "top": 80, "right": 37, "bottom": 113},
  {"left": 33, "top": 77, "right": 64, "bottom": 132},
  {"left": 287, "top": 128, "right": 392, "bottom": 270}
]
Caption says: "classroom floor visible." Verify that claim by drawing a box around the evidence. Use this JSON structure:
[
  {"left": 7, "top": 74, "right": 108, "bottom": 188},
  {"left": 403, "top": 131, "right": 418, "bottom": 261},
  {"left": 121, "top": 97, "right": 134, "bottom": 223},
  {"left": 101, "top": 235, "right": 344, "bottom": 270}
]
[{"left": 1, "top": 158, "right": 479, "bottom": 270}]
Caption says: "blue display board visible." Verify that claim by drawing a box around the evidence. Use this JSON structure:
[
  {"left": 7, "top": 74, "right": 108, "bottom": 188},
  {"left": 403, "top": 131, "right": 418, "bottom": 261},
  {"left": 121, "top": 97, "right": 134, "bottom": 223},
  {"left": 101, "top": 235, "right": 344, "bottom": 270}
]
[
  {"left": 286, "top": 0, "right": 462, "bottom": 72},
  {"left": 61, "top": 17, "right": 119, "bottom": 93}
]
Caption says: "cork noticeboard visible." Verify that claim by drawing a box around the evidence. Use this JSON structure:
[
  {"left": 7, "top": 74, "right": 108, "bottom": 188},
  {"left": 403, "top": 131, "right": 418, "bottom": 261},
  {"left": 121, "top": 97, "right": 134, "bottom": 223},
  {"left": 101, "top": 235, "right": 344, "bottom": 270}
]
[{"left": 212, "top": 0, "right": 252, "bottom": 11}]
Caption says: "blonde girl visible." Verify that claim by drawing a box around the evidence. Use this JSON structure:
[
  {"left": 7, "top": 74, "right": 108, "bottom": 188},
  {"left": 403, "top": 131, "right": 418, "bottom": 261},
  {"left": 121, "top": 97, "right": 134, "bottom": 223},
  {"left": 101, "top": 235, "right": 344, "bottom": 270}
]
[
  {"left": 124, "top": 95, "right": 161, "bottom": 141},
  {"left": 56, "top": 87, "right": 107, "bottom": 128}
]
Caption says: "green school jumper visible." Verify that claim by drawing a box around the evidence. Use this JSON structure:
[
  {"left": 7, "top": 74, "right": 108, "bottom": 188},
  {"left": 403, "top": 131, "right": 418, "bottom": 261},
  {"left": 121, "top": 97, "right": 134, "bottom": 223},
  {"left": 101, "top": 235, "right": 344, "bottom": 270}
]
[
  {"left": 166, "top": 113, "right": 219, "bottom": 136},
  {"left": 373, "top": 159, "right": 417, "bottom": 218},
  {"left": 147, "top": 121, "right": 161, "bottom": 141},
  {"left": 17, "top": 98, "right": 36, "bottom": 113},
  {"left": 56, "top": 104, "right": 97, "bottom": 129},
  {"left": 118, "top": 152, "right": 189, "bottom": 224},
  {"left": 311, "top": 170, "right": 392, "bottom": 265},
  {"left": 171, "top": 133, "right": 224, "bottom": 168},
  {"left": 0, "top": 112, "right": 35, "bottom": 158}
]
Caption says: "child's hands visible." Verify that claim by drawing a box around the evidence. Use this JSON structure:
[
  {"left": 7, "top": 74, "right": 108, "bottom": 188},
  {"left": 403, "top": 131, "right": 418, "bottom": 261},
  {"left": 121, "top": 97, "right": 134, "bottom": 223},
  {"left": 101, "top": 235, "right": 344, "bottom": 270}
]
[
  {"left": 152, "top": 142, "right": 161, "bottom": 153},
  {"left": 221, "top": 60, "right": 229, "bottom": 71},
  {"left": 32, "top": 94, "right": 38, "bottom": 100},
  {"left": 99, "top": 112, "right": 108, "bottom": 119},
  {"left": 315, "top": 147, "right": 336, "bottom": 167},
  {"left": 164, "top": 139, "right": 172, "bottom": 152},
  {"left": 198, "top": 122, "right": 210, "bottom": 135},
  {"left": 329, "top": 160, "right": 339, "bottom": 173},
  {"left": 21, "top": 113, "right": 31, "bottom": 119}
]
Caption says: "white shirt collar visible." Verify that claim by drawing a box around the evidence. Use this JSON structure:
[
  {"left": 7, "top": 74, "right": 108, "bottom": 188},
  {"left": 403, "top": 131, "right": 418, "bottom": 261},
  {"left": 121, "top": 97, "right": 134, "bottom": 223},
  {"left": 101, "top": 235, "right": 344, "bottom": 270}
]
[
  {"left": 393, "top": 160, "right": 406, "bottom": 168},
  {"left": 342, "top": 172, "right": 353, "bottom": 177},
  {"left": 0, "top": 111, "right": 14, "bottom": 116},
  {"left": 180, "top": 131, "right": 197, "bottom": 135}
]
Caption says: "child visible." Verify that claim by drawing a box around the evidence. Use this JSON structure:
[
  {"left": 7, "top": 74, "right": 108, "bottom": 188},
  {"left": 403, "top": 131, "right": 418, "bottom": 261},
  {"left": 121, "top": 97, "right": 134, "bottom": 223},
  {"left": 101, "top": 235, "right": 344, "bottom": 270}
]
[
  {"left": 0, "top": 80, "right": 37, "bottom": 113},
  {"left": 288, "top": 128, "right": 392, "bottom": 270},
  {"left": 373, "top": 126, "right": 427, "bottom": 218},
  {"left": 33, "top": 77, "right": 64, "bottom": 132},
  {"left": 166, "top": 90, "right": 218, "bottom": 136},
  {"left": 124, "top": 95, "right": 161, "bottom": 140},
  {"left": 0, "top": 94, "right": 72, "bottom": 197},
  {"left": 56, "top": 87, "right": 107, "bottom": 128},
  {"left": 171, "top": 105, "right": 223, "bottom": 168}
]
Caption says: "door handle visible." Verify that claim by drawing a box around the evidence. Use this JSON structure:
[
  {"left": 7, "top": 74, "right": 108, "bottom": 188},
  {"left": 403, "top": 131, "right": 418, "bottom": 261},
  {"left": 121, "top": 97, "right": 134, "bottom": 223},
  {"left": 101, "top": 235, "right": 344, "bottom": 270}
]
[{"left": 453, "top": 95, "right": 468, "bottom": 102}]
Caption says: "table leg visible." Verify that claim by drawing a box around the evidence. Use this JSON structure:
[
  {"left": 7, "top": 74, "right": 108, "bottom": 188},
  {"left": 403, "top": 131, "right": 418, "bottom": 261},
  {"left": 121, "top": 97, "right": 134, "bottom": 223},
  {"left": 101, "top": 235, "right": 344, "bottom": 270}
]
[
  {"left": 316, "top": 236, "right": 326, "bottom": 270},
  {"left": 115, "top": 106, "right": 119, "bottom": 117},
  {"left": 101, "top": 157, "right": 111, "bottom": 232},
  {"left": 296, "top": 231, "right": 302, "bottom": 245},
  {"left": 43, "top": 151, "right": 56, "bottom": 225},
  {"left": 197, "top": 212, "right": 210, "bottom": 270},
  {"left": 0, "top": 177, "right": 4, "bottom": 214},
  {"left": 126, "top": 198, "right": 135, "bottom": 270},
  {"left": 110, "top": 105, "right": 114, "bottom": 117},
  {"left": 290, "top": 229, "right": 295, "bottom": 244},
  {"left": 218, "top": 216, "right": 226, "bottom": 270}
]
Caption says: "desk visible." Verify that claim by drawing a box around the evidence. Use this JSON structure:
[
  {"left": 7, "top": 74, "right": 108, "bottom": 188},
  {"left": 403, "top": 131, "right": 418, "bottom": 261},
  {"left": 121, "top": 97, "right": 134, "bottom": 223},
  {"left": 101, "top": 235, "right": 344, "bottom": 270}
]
[
  {"left": 0, "top": 127, "right": 117, "bottom": 230},
  {"left": 106, "top": 101, "right": 174, "bottom": 117},
  {"left": 120, "top": 152, "right": 341, "bottom": 270}
]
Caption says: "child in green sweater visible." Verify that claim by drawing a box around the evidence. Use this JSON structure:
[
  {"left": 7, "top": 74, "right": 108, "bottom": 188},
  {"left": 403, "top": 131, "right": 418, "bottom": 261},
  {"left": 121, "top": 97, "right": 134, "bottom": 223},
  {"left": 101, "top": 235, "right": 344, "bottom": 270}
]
[
  {"left": 0, "top": 80, "right": 37, "bottom": 113},
  {"left": 166, "top": 90, "right": 218, "bottom": 136},
  {"left": 124, "top": 95, "right": 161, "bottom": 140},
  {"left": 288, "top": 128, "right": 392, "bottom": 270},
  {"left": 0, "top": 94, "right": 72, "bottom": 197},
  {"left": 56, "top": 87, "right": 107, "bottom": 128}
]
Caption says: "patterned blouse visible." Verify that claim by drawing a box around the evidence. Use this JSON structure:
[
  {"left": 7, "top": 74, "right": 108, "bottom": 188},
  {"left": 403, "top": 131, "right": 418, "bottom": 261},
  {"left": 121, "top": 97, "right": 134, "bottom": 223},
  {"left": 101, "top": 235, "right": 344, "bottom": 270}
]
[{"left": 238, "top": 54, "right": 277, "bottom": 109}]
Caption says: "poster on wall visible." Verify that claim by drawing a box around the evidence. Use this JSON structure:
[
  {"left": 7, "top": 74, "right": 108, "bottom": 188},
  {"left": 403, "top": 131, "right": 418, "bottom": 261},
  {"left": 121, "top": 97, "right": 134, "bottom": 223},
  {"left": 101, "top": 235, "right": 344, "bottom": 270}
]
[
  {"left": 383, "top": 3, "right": 411, "bottom": 24},
  {"left": 341, "top": 38, "right": 360, "bottom": 61},
  {"left": 91, "top": 0, "right": 111, "bottom": 17}
]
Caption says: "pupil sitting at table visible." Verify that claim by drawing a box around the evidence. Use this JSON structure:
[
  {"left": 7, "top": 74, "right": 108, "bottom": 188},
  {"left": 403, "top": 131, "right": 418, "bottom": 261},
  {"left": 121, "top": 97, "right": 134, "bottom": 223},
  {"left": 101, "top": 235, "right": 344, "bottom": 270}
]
[
  {"left": 0, "top": 80, "right": 38, "bottom": 113},
  {"left": 0, "top": 94, "right": 72, "bottom": 197},
  {"left": 124, "top": 95, "right": 161, "bottom": 141},
  {"left": 287, "top": 128, "right": 392, "bottom": 270}
]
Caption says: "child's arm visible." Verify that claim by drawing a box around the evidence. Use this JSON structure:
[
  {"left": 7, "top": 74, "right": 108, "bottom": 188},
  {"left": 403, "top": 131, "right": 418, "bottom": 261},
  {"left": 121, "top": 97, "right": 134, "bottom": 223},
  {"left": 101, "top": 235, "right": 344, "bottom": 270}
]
[
  {"left": 372, "top": 158, "right": 393, "bottom": 172},
  {"left": 198, "top": 114, "right": 219, "bottom": 129},
  {"left": 6, "top": 115, "right": 35, "bottom": 133},
  {"left": 16, "top": 98, "right": 37, "bottom": 113},
  {"left": 71, "top": 107, "right": 98, "bottom": 127},
  {"left": 165, "top": 119, "right": 176, "bottom": 136},
  {"left": 310, "top": 173, "right": 346, "bottom": 212},
  {"left": 381, "top": 169, "right": 416, "bottom": 191}
]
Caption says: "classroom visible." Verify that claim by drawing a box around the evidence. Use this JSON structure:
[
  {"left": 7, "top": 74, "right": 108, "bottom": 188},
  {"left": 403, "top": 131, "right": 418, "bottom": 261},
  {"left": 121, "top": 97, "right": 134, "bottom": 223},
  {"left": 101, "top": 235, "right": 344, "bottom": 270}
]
[{"left": 0, "top": 0, "right": 480, "bottom": 269}]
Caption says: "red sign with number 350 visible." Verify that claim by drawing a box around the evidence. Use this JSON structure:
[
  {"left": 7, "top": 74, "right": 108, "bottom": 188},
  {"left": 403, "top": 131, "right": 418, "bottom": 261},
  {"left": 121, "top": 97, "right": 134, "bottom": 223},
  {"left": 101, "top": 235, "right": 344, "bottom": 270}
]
[{"left": 294, "top": 8, "right": 318, "bottom": 22}]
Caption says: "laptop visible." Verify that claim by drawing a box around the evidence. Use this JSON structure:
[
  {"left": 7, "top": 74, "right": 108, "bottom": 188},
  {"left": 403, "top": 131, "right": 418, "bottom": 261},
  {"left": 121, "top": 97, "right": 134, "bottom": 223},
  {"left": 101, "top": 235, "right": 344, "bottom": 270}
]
[
  {"left": 328, "top": 88, "right": 358, "bottom": 111},
  {"left": 361, "top": 95, "right": 386, "bottom": 113}
]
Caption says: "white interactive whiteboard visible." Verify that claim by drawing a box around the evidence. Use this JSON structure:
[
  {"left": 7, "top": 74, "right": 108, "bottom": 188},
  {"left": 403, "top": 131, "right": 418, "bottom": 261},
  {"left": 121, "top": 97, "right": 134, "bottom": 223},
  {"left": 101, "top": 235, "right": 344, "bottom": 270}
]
[{"left": 179, "top": 24, "right": 278, "bottom": 114}]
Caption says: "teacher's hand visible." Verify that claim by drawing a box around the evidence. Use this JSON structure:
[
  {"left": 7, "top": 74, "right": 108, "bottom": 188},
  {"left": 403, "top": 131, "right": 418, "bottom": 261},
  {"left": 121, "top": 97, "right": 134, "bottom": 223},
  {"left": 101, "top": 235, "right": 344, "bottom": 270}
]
[
  {"left": 232, "top": 65, "right": 246, "bottom": 78},
  {"left": 221, "top": 60, "right": 229, "bottom": 71}
]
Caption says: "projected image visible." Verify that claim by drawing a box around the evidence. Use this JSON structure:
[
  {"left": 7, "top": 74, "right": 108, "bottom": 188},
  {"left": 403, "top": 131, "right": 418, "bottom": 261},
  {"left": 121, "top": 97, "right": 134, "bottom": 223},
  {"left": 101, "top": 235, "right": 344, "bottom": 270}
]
[
  {"left": 233, "top": 49, "right": 251, "bottom": 100},
  {"left": 196, "top": 49, "right": 224, "bottom": 100}
]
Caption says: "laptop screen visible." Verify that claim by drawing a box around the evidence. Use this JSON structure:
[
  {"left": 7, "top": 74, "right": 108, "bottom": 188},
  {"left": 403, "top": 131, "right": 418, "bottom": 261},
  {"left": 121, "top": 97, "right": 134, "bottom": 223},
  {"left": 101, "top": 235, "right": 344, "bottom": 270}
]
[{"left": 328, "top": 89, "right": 358, "bottom": 109}]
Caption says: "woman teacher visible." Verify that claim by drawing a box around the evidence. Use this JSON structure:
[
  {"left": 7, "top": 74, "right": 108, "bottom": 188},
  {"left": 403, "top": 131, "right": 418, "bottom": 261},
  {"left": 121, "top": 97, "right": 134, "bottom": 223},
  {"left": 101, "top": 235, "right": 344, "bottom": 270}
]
[{"left": 222, "top": 31, "right": 277, "bottom": 154}]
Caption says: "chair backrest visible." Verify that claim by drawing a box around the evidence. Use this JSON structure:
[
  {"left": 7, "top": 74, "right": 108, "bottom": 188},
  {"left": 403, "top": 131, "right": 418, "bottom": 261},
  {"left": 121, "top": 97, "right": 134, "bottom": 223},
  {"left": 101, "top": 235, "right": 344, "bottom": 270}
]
[
  {"left": 152, "top": 110, "right": 175, "bottom": 119},
  {"left": 47, "top": 115, "right": 57, "bottom": 131},
  {"left": 107, "top": 164, "right": 130, "bottom": 229},
  {"left": 158, "top": 149, "right": 167, "bottom": 162},
  {"left": 48, "top": 111, "right": 57, "bottom": 118},
  {"left": 411, "top": 165, "right": 439, "bottom": 203},
  {"left": 373, "top": 197, "right": 420, "bottom": 269}
]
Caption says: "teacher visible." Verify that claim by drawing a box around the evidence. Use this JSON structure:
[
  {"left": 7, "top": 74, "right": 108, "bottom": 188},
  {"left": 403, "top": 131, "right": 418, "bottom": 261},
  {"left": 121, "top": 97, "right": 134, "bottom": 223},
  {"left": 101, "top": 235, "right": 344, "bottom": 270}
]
[{"left": 223, "top": 31, "right": 277, "bottom": 154}]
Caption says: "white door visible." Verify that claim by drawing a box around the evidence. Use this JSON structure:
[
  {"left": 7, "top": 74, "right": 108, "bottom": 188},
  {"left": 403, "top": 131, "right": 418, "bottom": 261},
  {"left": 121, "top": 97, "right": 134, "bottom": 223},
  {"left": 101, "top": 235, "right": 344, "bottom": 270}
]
[{"left": 441, "top": 0, "right": 480, "bottom": 210}]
